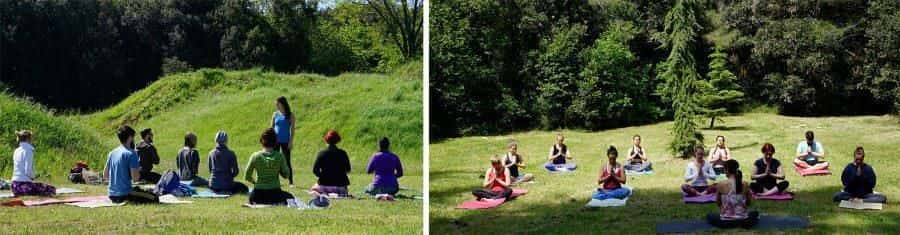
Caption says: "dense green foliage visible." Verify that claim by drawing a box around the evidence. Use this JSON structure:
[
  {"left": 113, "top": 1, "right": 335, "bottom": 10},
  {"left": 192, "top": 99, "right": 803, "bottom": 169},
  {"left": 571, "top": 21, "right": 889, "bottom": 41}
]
[
  {"left": 0, "top": 0, "right": 421, "bottom": 110},
  {"left": 431, "top": 0, "right": 900, "bottom": 138}
]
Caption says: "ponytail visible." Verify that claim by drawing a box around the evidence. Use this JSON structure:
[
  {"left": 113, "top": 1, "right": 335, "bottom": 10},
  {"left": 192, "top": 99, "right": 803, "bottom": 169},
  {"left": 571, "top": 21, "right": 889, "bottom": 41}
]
[
  {"left": 734, "top": 170, "right": 743, "bottom": 193},
  {"left": 724, "top": 159, "right": 742, "bottom": 193}
]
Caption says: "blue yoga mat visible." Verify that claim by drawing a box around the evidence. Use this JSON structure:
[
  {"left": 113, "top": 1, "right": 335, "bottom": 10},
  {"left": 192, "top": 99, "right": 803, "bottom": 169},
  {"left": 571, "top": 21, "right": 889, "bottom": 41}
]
[{"left": 655, "top": 216, "right": 810, "bottom": 234}]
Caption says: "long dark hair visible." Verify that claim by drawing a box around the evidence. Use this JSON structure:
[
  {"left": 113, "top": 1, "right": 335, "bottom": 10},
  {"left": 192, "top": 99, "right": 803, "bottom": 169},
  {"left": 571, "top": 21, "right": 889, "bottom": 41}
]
[
  {"left": 725, "top": 159, "right": 743, "bottom": 193},
  {"left": 276, "top": 96, "right": 293, "bottom": 119}
]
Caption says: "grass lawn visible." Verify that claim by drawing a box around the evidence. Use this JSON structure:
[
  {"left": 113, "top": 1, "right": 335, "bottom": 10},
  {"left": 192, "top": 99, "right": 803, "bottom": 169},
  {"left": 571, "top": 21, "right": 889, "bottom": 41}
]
[
  {"left": 0, "top": 69, "right": 422, "bottom": 234},
  {"left": 429, "top": 113, "right": 900, "bottom": 234}
]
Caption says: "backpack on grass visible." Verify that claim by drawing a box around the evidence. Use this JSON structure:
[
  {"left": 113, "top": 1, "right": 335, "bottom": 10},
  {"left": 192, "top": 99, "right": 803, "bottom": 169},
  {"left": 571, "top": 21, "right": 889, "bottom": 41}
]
[{"left": 155, "top": 170, "right": 181, "bottom": 196}]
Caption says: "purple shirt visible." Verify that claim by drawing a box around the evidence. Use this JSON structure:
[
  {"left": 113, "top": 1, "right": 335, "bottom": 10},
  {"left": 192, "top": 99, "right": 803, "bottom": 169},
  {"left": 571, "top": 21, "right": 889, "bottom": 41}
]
[{"left": 367, "top": 151, "right": 403, "bottom": 187}]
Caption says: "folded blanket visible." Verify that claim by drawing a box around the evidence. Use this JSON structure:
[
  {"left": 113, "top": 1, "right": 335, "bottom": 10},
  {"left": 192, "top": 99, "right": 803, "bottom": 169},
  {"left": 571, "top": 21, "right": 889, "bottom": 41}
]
[
  {"left": 753, "top": 192, "right": 794, "bottom": 200},
  {"left": 585, "top": 197, "right": 628, "bottom": 207},
  {"left": 683, "top": 192, "right": 717, "bottom": 204},
  {"left": 794, "top": 165, "right": 831, "bottom": 176},
  {"left": 243, "top": 203, "right": 277, "bottom": 209},
  {"left": 455, "top": 188, "right": 529, "bottom": 209},
  {"left": 839, "top": 200, "right": 883, "bottom": 210},
  {"left": 656, "top": 215, "right": 810, "bottom": 234},
  {"left": 0, "top": 192, "right": 13, "bottom": 199},
  {"left": 191, "top": 190, "right": 232, "bottom": 198}
]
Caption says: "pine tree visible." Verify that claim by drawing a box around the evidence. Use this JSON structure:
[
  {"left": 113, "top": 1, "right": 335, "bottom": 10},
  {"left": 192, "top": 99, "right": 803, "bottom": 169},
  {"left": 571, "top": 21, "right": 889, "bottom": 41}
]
[
  {"left": 698, "top": 47, "right": 744, "bottom": 128},
  {"left": 661, "top": 0, "right": 703, "bottom": 158}
]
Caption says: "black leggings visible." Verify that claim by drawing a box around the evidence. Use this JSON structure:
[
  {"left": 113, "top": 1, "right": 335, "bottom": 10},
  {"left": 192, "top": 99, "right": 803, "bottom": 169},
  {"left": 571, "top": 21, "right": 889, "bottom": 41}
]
[
  {"left": 750, "top": 181, "right": 789, "bottom": 194},
  {"left": 276, "top": 142, "right": 294, "bottom": 185},
  {"left": 472, "top": 188, "right": 512, "bottom": 201},
  {"left": 109, "top": 187, "right": 159, "bottom": 204},
  {"left": 707, "top": 211, "right": 760, "bottom": 228},
  {"left": 249, "top": 188, "right": 294, "bottom": 205}
]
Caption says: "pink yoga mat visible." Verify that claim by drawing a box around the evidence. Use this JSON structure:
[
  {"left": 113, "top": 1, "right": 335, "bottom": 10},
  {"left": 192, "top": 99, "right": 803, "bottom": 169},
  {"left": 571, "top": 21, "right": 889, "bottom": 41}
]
[
  {"left": 25, "top": 196, "right": 109, "bottom": 207},
  {"left": 456, "top": 198, "right": 507, "bottom": 209},
  {"left": 753, "top": 193, "right": 793, "bottom": 200},
  {"left": 794, "top": 166, "right": 831, "bottom": 176},
  {"left": 682, "top": 192, "right": 716, "bottom": 203},
  {"left": 455, "top": 188, "right": 529, "bottom": 209}
]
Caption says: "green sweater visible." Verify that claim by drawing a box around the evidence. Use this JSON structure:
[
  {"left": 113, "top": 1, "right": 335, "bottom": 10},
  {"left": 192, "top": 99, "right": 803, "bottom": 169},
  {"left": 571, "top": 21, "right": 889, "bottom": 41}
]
[{"left": 245, "top": 150, "right": 289, "bottom": 190}]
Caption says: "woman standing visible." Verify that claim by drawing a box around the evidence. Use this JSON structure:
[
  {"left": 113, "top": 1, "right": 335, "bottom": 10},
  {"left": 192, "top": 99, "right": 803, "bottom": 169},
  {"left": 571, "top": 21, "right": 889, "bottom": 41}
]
[{"left": 272, "top": 96, "right": 296, "bottom": 186}]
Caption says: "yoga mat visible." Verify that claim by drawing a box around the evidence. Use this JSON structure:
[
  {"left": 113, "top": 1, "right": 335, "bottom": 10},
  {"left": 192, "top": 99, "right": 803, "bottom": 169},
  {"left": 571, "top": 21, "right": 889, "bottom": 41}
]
[
  {"left": 191, "top": 190, "right": 232, "bottom": 198},
  {"left": 24, "top": 195, "right": 109, "bottom": 207},
  {"left": 456, "top": 198, "right": 506, "bottom": 209},
  {"left": 243, "top": 203, "right": 277, "bottom": 209},
  {"left": 683, "top": 192, "right": 716, "bottom": 203},
  {"left": 655, "top": 215, "right": 810, "bottom": 234},
  {"left": 0, "top": 192, "right": 13, "bottom": 198},
  {"left": 66, "top": 199, "right": 125, "bottom": 208},
  {"left": 625, "top": 170, "right": 654, "bottom": 175},
  {"left": 55, "top": 188, "right": 85, "bottom": 194},
  {"left": 159, "top": 194, "right": 193, "bottom": 204},
  {"left": 546, "top": 163, "right": 577, "bottom": 172},
  {"left": 753, "top": 193, "right": 794, "bottom": 200},
  {"left": 455, "top": 188, "right": 528, "bottom": 209},
  {"left": 794, "top": 165, "right": 831, "bottom": 176},
  {"left": 585, "top": 198, "right": 628, "bottom": 207},
  {"left": 839, "top": 200, "right": 883, "bottom": 210}
]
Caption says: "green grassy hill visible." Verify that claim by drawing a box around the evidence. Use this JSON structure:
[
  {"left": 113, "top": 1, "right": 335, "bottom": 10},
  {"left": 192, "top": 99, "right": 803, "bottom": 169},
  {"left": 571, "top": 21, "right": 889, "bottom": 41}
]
[
  {"left": 430, "top": 113, "right": 900, "bottom": 234},
  {"left": 0, "top": 67, "right": 422, "bottom": 234}
]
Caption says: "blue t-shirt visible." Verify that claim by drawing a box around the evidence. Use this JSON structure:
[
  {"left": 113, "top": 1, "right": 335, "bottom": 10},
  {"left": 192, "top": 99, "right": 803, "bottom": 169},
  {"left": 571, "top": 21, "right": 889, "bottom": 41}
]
[
  {"left": 106, "top": 145, "right": 139, "bottom": 196},
  {"left": 273, "top": 111, "right": 292, "bottom": 144},
  {"left": 796, "top": 141, "right": 824, "bottom": 163}
]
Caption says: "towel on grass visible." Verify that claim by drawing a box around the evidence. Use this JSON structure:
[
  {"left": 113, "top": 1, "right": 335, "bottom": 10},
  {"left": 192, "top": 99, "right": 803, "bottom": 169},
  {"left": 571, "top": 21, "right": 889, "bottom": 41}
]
[{"left": 839, "top": 200, "right": 883, "bottom": 210}]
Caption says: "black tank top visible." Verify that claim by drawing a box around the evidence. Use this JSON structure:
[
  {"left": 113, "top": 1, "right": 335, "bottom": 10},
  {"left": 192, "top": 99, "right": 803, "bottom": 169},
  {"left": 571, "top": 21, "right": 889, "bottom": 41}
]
[
  {"left": 552, "top": 144, "right": 567, "bottom": 164},
  {"left": 504, "top": 153, "right": 520, "bottom": 178}
]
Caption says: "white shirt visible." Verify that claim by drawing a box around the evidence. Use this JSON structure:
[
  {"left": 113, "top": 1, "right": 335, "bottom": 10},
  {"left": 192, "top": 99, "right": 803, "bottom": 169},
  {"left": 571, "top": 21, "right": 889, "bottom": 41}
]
[
  {"left": 685, "top": 161, "right": 717, "bottom": 187},
  {"left": 12, "top": 142, "right": 35, "bottom": 182}
]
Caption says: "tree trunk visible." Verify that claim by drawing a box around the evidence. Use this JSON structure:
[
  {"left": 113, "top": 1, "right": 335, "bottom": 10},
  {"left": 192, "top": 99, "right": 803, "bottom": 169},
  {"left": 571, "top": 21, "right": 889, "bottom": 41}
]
[{"left": 709, "top": 117, "right": 716, "bottom": 129}]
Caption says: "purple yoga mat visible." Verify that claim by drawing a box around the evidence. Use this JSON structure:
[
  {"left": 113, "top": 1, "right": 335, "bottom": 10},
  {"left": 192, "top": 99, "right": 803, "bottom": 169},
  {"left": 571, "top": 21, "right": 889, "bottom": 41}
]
[
  {"left": 753, "top": 192, "right": 794, "bottom": 200},
  {"left": 682, "top": 192, "right": 716, "bottom": 203}
]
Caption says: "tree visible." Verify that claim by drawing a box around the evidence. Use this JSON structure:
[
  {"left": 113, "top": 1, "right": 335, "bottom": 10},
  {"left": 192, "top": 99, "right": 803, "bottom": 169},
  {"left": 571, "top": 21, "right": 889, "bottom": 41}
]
[
  {"left": 534, "top": 23, "right": 586, "bottom": 129},
  {"left": 661, "top": 0, "right": 703, "bottom": 158},
  {"left": 360, "top": 0, "right": 422, "bottom": 59},
  {"left": 698, "top": 47, "right": 743, "bottom": 128},
  {"left": 865, "top": 0, "right": 900, "bottom": 113}
]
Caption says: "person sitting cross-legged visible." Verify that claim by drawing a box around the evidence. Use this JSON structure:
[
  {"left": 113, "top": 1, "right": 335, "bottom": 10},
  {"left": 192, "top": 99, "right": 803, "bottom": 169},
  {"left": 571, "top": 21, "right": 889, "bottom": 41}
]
[
  {"left": 832, "top": 146, "right": 886, "bottom": 203},
  {"left": 471, "top": 157, "right": 512, "bottom": 201},
  {"left": 682, "top": 146, "right": 718, "bottom": 196},
  {"left": 794, "top": 131, "right": 829, "bottom": 171},
  {"left": 707, "top": 159, "right": 759, "bottom": 228},
  {"left": 592, "top": 146, "right": 631, "bottom": 200}
]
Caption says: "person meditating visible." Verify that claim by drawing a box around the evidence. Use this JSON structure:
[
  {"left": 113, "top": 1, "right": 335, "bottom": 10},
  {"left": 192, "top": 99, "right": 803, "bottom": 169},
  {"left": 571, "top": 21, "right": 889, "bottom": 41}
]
[
  {"left": 708, "top": 135, "right": 732, "bottom": 175},
  {"left": 365, "top": 137, "right": 404, "bottom": 196},
  {"left": 504, "top": 141, "right": 533, "bottom": 184},
  {"left": 683, "top": 146, "right": 717, "bottom": 196},
  {"left": 794, "top": 131, "right": 829, "bottom": 171},
  {"left": 833, "top": 147, "right": 886, "bottom": 203},
  {"left": 593, "top": 146, "right": 630, "bottom": 200},
  {"left": 10, "top": 130, "right": 57, "bottom": 197},
  {"left": 471, "top": 157, "right": 512, "bottom": 201},
  {"left": 105, "top": 126, "right": 159, "bottom": 203},
  {"left": 545, "top": 133, "right": 574, "bottom": 171},
  {"left": 624, "top": 135, "right": 652, "bottom": 172},
  {"left": 177, "top": 132, "right": 208, "bottom": 186},
  {"left": 245, "top": 128, "right": 295, "bottom": 205},
  {"left": 750, "top": 143, "right": 789, "bottom": 196},
  {"left": 707, "top": 159, "right": 759, "bottom": 228},
  {"left": 135, "top": 128, "right": 161, "bottom": 183},
  {"left": 208, "top": 131, "right": 248, "bottom": 195},
  {"left": 312, "top": 130, "right": 352, "bottom": 196}
]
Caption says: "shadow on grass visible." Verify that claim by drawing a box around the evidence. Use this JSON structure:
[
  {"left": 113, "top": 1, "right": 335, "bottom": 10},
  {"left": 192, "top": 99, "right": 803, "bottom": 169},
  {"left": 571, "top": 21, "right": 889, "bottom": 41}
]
[
  {"left": 430, "top": 184, "right": 899, "bottom": 234},
  {"left": 703, "top": 125, "right": 751, "bottom": 131}
]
